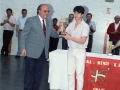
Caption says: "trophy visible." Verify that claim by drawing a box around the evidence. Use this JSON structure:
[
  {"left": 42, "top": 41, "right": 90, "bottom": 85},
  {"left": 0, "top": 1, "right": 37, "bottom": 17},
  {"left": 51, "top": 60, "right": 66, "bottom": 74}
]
[
  {"left": 107, "top": 41, "right": 114, "bottom": 56},
  {"left": 59, "top": 18, "right": 68, "bottom": 35}
]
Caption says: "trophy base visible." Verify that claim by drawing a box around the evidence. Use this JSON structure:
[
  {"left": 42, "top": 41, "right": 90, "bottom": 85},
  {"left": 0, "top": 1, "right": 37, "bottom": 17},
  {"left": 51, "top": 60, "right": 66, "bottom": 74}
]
[
  {"left": 107, "top": 53, "right": 113, "bottom": 56},
  {"left": 59, "top": 32, "right": 66, "bottom": 35}
]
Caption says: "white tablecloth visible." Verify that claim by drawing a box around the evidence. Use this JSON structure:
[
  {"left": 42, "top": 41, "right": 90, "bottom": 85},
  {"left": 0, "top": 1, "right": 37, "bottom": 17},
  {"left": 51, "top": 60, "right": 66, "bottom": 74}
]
[
  {"left": 48, "top": 49, "right": 68, "bottom": 90},
  {"left": 48, "top": 49, "right": 120, "bottom": 90}
]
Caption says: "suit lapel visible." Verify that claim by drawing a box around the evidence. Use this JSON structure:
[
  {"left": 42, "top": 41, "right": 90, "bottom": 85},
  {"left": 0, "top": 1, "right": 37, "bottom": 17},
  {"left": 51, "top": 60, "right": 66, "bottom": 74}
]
[
  {"left": 35, "top": 16, "right": 45, "bottom": 39},
  {"left": 46, "top": 19, "right": 49, "bottom": 39}
]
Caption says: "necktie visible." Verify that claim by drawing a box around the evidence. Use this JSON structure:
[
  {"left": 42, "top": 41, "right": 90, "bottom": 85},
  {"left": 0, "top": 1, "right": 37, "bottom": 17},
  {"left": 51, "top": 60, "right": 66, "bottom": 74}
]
[{"left": 42, "top": 19, "right": 46, "bottom": 36}]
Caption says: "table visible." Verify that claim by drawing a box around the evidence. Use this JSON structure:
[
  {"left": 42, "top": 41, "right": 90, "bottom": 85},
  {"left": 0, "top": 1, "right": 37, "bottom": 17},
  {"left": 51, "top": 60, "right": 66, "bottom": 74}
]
[{"left": 48, "top": 49, "right": 120, "bottom": 90}]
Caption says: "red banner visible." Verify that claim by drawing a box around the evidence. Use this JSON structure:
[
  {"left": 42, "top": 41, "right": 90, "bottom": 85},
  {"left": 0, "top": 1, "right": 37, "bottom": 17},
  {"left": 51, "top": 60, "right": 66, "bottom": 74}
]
[{"left": 82, "top": 56, "right": 120, "bottom": 90}]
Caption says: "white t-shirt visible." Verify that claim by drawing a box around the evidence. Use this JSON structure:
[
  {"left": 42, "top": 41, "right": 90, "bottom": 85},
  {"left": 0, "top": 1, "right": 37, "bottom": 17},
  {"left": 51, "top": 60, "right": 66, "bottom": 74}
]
[{"left": 66, "top": 19, "right": 90, "bottom": 49}]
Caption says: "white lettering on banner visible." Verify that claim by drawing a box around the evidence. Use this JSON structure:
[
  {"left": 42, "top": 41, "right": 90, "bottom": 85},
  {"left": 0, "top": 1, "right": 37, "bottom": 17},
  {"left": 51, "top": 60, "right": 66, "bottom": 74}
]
[
  {"left": 93, "top": 88, "right": 105, "bottom": 90},
  {"left": 114, "top": 63, "right": 120, "bottom": 67},
  {"left": 97, "top": 61, "right": 109, "bottom": 66},
  {"left": 86, "top": 60, "right": 92, "bottom": 64}
]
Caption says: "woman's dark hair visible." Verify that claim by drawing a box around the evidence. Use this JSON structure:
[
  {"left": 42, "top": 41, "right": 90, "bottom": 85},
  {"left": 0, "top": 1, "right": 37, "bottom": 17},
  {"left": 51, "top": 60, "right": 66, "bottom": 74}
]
[{"left": 73, "top": 6, "right": 85, "bottom": 14}]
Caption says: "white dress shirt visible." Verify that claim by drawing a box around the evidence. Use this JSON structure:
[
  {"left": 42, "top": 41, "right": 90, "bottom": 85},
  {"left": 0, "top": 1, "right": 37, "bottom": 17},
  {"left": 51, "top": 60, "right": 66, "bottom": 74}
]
[{"left": 38, "top": 15, "right": 46, "bottom": 28}]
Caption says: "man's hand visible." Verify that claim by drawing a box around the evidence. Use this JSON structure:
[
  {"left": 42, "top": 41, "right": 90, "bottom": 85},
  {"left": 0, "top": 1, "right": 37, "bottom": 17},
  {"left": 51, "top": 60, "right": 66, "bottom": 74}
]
[
  {"left": 1, "top": 20, "right": 7, "bottom": 26},
  {"left": 115, "top": 30, "right": 120, "bottom": 34},
  {"left": 4, "top": 20, "right": 7, "bottom": 24},
  {"left": 90, "top": 25, "right": 93, "bottom": 29},
  {"left": 90, "top": 25, "right": 95, "bottom": 32},
  {"left": 111, "top": 30, "right": 118, "bottom": 34},
  {"left": 21, "top": 49, "right": 26, "bottom": 57}
]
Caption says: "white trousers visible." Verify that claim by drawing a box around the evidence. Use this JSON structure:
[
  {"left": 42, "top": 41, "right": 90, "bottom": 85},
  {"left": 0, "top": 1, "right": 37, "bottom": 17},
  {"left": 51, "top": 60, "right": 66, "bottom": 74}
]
[{"left": 67, "top": 48, "right": 86, "bottom": 90}]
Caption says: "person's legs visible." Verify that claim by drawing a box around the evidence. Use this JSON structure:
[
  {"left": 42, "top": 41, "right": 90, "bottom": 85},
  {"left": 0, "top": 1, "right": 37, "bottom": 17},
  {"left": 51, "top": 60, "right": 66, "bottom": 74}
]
[
  {"left": 74, "top": 49, "right": 86, "bottom": 90},
  {"left": 16, "top": 30, "right": 22, "bottom": 56},
  {"left": 53, "top": 38, "right": 59, "bottom": 50},
  {"left": 33, "top": 49, "right": 46, "bottom": 90},
  {"left": 67, "top": 48, "right": 75, "bottom": 90},
  {"left": 86, "top": 35, "right": 93, "bottom": 52},
  {"left": 49, "top": 37, "right": 54, "bottom": 52},
  {"left": 24, "top": 56, "right": 36, "bottom": 90},
  {"left": 4, "top": 31, "right": 13, "bottom": 55},
  {"left": 109, "top": 39, "right": 119, "bottom": 55},
  {"left": 62, "top": 38, "right": 68, "bottom": 50},
  {"left": 114, "top": 40, "right": 120, "bottom": 55},
  {"left": 1, "top": 30, "right": 6, "bottom": 54}
]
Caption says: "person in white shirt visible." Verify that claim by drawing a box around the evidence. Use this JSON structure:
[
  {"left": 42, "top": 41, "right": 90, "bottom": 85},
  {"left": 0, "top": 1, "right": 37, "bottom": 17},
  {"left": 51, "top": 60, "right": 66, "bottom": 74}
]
[
  {"left": 0, "top": 8, "right": 16, "bottom": 56},
  {"left": 62, "top": 6, "right": 89, "bottom": 90},
  {"left": 86, "top": 13, "right": 96, "bottom": 52},
  {"left": 15, "top": 9, "right": 28, "bottom": 58}
]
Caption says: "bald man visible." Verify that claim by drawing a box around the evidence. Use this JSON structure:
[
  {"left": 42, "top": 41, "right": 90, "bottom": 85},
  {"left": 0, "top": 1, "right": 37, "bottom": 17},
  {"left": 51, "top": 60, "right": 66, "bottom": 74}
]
[
  {"left": 20, "top": 4, "right": 59, "bottom": 90},
  {"left": 107, "top": 15, "right": 120, "bottom": 55}
]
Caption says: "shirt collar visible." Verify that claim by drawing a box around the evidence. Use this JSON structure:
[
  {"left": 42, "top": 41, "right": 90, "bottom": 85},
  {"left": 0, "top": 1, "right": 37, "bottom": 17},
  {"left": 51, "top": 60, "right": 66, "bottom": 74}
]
[
  {"left": 38, "top": 15, "right": 46, "bottom": 26},
  {"left": 114, "top": 22, "right": 120, "bottom": 25},
  {"left": 38, "top": 15, "right": 46, "bottom": 22},
  {"left": 22, "top": 16, "right": 27, "bottom": 18},
  {"left": 81, "top": 19, "right": 84, "bottom": 24},
  {"left": 73, "top": 19, "right": 84, "bottom": 23}
]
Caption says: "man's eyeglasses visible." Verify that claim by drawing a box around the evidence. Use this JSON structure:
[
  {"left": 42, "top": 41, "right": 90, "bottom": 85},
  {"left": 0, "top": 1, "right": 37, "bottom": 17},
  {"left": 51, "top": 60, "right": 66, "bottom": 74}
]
[{"left": 41, "top": 10, "right": 50, "bottom": 13}]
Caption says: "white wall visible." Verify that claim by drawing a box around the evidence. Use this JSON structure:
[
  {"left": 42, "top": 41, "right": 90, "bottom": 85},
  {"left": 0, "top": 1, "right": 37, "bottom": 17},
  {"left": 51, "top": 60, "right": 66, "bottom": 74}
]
[{"left": 0, "top": 0, "right": 120, "bottom": 55}]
